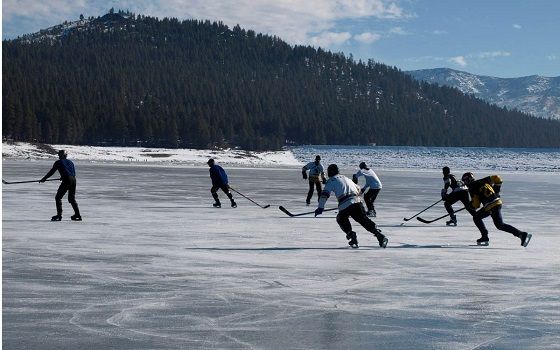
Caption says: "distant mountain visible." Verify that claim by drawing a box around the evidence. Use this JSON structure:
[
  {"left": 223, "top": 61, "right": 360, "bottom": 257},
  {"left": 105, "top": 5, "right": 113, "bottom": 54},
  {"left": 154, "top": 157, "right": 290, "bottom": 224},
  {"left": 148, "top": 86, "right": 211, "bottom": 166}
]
[
  {"left": 3, "top": 11, "right": 560, "bottom": 149},
  {"left": 407, "top": 68, "right": 560, "bottom": 120}
]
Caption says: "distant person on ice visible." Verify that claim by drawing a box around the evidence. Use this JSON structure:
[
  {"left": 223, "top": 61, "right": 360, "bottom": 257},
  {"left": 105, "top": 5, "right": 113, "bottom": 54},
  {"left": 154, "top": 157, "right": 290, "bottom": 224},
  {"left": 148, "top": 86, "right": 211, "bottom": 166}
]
[
  {"left": 302, "top": 155, "right": 326, "bottom": 206},
  {"left": 207, "top": 158, "right": 237, "bottom": 208},
  {"left": 352, "top": 162, "right": 382, "bottom": 217},
  {"left": 461, "top": 172, "right": 531, "bottom": 247},
  {"left": 441, "top": 166, "right": 472, "bottom": 226},
  {"left": 315, "top": 164, "right": 388, "bottom": 248},
  {"left": 40, "top": 150, "right": 82, "bottom": 221}
]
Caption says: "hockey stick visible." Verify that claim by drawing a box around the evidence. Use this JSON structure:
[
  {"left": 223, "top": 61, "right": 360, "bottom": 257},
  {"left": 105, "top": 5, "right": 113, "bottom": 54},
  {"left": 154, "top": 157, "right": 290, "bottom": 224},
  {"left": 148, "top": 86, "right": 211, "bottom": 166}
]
[
  {"left": 278, "top": 205, "right": 337, "bottom": 217},
  {"left": 229, "top": 187, "right": 270, "bottom": 209},
  {"left": 403, "top": 199, "right": 443, "bottom": 221},
  {"left": 2, "top": 178, "right": 60, "bottom": 184},
  {"left": 417, "top": 207, "right": 466, "bottom": 224}
]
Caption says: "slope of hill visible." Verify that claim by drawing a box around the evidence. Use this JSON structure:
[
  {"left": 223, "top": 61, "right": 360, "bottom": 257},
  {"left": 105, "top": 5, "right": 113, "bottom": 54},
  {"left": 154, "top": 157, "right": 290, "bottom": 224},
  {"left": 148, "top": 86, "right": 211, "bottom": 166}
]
[
  {"left": 3, "top": 11, "right": 560, "bottom": 149},
  {"left": 407, "top": 68, "right": 560, "bottom": 120}
]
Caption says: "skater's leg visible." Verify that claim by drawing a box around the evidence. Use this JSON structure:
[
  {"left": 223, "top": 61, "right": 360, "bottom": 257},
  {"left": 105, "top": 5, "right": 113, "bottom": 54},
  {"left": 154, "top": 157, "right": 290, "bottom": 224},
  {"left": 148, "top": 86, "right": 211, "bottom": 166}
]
[
  {"left": 67, "top": 177, "right": 80, "bottom": 217},
  {"left": 55, "top": 182, "right": 69, "bottom": 216},
  {"left": 336, "top": 208, "right": 358, "bottom": 247},
  {"left": 336, "top": 209, "right": 353, "bottom": 234},
  {"left": 315, "top": 181, "right": 322, "bottom": 202},
  {"left": 221, "top": 185, "right": 236, "bottom": 207},
  {"left": 350, "top": 204, "right": 381, "bottom": 236},
  {"left": 306, "top": 180, "right": 314, "bottom": 204},
  {"left": 491, "top": 206, "right": 522, "bottom": 236},
  {"left": 221, "top": 185, "right": 233, "bottom": 199},
  {"left": 473, "top": 209, "right": 491, "bottom": 242},
  {"left": 363, "top": 190, "right": 374, "bottom": 211},
  {"left": 211, "top": 186, "right": 221, "bottom": 206}
]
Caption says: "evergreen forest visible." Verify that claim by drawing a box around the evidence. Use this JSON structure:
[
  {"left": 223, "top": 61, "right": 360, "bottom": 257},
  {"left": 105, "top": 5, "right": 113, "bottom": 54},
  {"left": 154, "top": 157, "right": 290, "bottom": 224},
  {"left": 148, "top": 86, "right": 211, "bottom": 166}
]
[{"left": 3, "top": 11, "right": 560, "bottom": 150}]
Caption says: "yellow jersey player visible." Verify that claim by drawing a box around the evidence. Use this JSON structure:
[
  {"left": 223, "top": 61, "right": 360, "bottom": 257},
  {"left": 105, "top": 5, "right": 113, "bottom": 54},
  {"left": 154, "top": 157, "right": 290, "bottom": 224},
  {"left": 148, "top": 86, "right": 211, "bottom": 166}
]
[{"left": 461, "top": 172, "right": 531, "bottom": 247}]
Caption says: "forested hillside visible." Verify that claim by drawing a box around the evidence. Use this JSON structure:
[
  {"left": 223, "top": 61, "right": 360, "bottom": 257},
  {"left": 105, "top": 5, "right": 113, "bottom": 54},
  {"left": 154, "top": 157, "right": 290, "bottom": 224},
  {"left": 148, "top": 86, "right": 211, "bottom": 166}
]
[{"left": 3, "top": 11, "right": 560, "bottom": 149}]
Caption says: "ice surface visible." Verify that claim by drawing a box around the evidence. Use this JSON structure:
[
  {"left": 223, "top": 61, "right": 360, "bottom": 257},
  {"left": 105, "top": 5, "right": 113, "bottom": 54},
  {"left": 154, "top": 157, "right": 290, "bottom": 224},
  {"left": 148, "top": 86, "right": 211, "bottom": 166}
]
[{"left": 2, "top": 160, "right": 560, "bottom": 349}]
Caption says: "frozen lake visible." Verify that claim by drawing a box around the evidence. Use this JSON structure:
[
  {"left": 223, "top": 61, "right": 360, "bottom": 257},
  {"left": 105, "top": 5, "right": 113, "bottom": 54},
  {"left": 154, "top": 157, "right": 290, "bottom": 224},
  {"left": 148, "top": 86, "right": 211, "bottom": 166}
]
[{"left": 2, "top": 160, "right": 560, "bottom": 349}]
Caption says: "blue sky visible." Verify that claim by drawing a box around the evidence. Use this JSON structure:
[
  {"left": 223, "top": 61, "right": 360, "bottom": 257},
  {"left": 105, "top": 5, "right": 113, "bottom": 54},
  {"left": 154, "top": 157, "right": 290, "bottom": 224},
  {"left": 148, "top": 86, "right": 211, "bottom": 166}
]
[{"left": 2, "top": 0, "right": 559, "bottom": 77}]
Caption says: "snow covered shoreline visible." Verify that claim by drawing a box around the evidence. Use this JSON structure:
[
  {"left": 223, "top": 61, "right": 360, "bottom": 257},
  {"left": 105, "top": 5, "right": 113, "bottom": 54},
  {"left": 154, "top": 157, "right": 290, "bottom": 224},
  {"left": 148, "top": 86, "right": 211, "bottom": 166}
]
[
  {"left": 3, "top": 142, "right": 560, "bottom": 173},
  {"left": 1, "top": 142, "right": 302, "bottom": 167}
]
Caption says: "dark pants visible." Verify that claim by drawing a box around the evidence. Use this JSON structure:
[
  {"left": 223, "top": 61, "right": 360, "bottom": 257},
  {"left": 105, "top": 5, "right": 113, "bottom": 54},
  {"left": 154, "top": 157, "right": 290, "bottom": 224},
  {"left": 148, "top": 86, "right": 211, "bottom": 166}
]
[
  {"left": 472, "top": 205, "right": 522, "bottom": 238},
  {"left": 306, "top": 178, "right": 322, "bottom": 203},
  {"left": 336, "top": 203, "right": 381, "bottom": 237},
  {"left": 211, "top": 184, "right": 233, "bottom": 204},
  {"left": 55, "top": 176, "right": 80, "bottom": 216},
  {"left": 444, "top": 190, "right": 471, "bottom": 217},
  {"left": 364, "top": 188, "right": 380, "bottom": 211}
]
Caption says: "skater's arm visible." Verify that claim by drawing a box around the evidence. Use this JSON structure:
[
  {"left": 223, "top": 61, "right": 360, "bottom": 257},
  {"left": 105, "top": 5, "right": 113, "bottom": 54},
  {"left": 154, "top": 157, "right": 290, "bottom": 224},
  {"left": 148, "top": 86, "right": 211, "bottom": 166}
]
[
  {"left": 490, "top": 175, "right": 502, "bottom": 194},
  {"left": 40, "top": 162, "right": 59, "bottom": 182}
]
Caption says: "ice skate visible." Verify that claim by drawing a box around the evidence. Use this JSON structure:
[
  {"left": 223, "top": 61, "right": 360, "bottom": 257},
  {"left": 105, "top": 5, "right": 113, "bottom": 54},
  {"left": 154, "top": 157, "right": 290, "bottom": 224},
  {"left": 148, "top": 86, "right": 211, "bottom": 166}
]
[
  {"left": 51, "top": 215, "right": 62, "bottom": 221},
  {"left": 230, "top": 200, "right": 237, "bottom": 208},
  {"left": 446, "top": 216, "right": 457, "bottom": 226},
  {"left": 476, "top": 236, "right": 489, "bottom": 246},
  {"left": 212, "top": 202, "right": 221, "bottom": 208},
  {"left": 520, "top": 232, "right": 532, "bottom": 247},
  {"left": 367, "top": 209, "right": 376, "bottom": 217},
  {"left": 377, "top": 234, "right": 388, "bottom": 248},
  {"left": 71, "top": 214, "right": 82, "bottom": 221},
  {"left": 346, "top": 231, "right": 359, "bottom": 248}
]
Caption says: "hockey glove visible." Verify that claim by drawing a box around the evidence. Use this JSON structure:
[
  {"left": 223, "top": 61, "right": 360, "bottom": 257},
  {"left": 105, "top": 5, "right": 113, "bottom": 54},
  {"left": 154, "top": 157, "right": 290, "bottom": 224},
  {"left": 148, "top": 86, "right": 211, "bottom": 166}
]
[
  {"left": 321, "top": 177, "right": 326, "bottom": 184},
  {"left": 440, "top": 189, "right": 447, "bottom": 200},
  {"left": 352, "top": 175, "right": 358, "bottom": 184},
  {"left": 302, "top": 171, "right": 308, "bottom": 180},
  {"left": 314, "top": 208, "right": 324, "bottom": 217},
  {"left": 39, "top": 177, "right": 47, "bottom": 183}
]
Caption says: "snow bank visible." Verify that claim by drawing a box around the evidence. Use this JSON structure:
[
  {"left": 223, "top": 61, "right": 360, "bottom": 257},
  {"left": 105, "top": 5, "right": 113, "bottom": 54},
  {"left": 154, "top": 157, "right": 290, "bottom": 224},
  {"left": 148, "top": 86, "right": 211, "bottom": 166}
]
[{"left": 2, "top": 142, "right": 302, "bottom": 167}]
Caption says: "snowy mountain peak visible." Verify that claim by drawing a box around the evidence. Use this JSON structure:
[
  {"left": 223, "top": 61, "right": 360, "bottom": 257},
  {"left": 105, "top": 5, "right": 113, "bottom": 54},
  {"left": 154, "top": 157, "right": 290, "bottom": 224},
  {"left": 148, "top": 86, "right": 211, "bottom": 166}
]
[{"left": 407, "top": 68, "right": 560, "bottom": 120}]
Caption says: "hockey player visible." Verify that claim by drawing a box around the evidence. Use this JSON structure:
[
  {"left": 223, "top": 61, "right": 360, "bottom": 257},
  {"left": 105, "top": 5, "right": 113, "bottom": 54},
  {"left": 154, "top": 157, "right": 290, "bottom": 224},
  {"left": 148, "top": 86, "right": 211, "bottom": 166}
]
[
  {"left": 461, "top": 172, "right": 531, "bottom": 247},
  {"left": 315, "top": 164, "right": 388, "bottom": 248},
  {"left": 302, "top": 155, "right": 327, "bottom": 205},
  {"left": 40, "top": 150, "right": 82, "bottom": 221},
  {"left": 207, "top": 159, "right": 237, "bottom": 208},
  {"left": 441, "top": 166, "right": 472, "bottom": 226},
  {"left": 352, "top": 162, "right": 382, "bottom": 217}
]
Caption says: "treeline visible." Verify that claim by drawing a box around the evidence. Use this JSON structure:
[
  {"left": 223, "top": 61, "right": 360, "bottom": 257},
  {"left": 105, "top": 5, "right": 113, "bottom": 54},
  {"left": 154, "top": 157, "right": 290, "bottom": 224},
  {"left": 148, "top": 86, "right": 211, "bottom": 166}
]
[{"left": 3, "top": 11, "right": 560, "bottom": 149}]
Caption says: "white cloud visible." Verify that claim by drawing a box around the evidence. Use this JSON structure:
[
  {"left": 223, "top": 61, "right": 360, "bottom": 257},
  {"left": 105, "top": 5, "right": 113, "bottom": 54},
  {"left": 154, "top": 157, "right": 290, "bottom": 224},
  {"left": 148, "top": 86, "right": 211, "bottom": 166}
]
[
  {"left": 309, "top": 31, "right": 352, "bottom": 47},
  {"left": 354, "top": 31, "right": 381, "bottom": 43},
  {"left": 3, "top": 0, "right": 408, "bottom": 47},
  {"left": 431, "top": 29, "right": 446, "bottom": 35},
  {"left": 513, "top": 24, "right": 522, "bottom": 29},
  {"left": 2, "top": 0, "right": 88, "bottom": 20},
  {"left": 478, "top": 51, "right": 511, "bottom": 58},
  {"left": 449, "top": 56, "right": 467, "bottom": 67},
  {"left": 547, "top": 55, "right": 558, "bottom": 60},
  {"left": 389, "top": 26, "right": 407, "bottom": 35}
]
